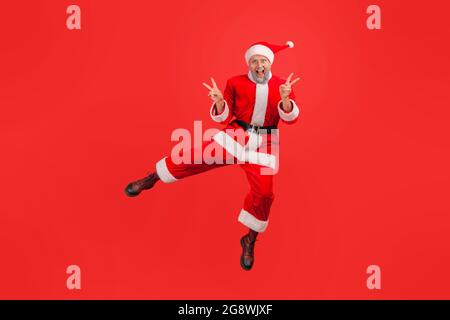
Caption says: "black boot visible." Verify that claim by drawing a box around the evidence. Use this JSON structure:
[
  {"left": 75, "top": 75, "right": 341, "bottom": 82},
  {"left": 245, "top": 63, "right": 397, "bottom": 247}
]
[
  {"left": 125, "top": 173, "right": 159, "bottom": 197},
  {"left": 240, "top": 234, "right": 257, "bottom": 271}
]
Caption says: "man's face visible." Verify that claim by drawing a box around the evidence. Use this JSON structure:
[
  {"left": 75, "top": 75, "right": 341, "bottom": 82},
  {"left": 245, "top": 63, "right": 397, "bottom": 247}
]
[{"left": 248, "top": 55, "right": 272, "bottom": 80}]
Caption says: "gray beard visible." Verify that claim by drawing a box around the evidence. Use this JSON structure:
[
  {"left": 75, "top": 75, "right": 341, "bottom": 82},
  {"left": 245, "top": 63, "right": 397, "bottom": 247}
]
[{"left": 250, "top": 70, "right": 271, "bottom": 84}]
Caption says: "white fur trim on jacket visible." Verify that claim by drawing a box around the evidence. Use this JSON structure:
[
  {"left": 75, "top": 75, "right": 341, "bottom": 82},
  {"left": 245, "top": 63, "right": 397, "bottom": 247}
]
[
  {"left": 210, "top": 101, "right": 230, "bottom": 123},
  {"left": 278, "top": 99, "right": 300, "bottom": 122},
  {"left": 212, "top": 131, "right": 276, "bottom": 169}
]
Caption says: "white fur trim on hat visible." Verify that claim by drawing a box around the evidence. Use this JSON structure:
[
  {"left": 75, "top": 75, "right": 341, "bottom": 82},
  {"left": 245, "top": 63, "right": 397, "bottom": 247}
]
[{"left": 245, "top": 44, "right": 275, "bottom": 64}]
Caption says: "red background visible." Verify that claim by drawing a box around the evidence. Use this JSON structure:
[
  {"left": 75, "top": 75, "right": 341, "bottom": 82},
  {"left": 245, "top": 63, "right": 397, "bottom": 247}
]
[{"left": 1, "top": 0, "right": 449, "bottom": 299}]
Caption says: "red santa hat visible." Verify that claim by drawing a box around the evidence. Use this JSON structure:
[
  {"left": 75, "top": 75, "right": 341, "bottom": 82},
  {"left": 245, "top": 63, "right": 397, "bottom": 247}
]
[{"left": 245, "top": 40, "right": 294, "bottom": 64}]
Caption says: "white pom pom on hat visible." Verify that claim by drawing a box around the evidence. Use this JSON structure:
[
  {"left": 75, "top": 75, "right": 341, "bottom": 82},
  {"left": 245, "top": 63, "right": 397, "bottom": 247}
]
[{"left": 245, "top": 40, "right": 295, "bottom": 64}]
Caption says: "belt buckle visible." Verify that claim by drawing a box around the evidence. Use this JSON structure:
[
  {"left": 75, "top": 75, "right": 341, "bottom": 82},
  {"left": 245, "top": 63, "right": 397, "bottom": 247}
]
[{"left": 252, "top": 125, "right": 261, "bottom": 134}]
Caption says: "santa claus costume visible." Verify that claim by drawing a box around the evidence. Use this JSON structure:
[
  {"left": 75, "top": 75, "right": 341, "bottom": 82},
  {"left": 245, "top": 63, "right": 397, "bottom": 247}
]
[{"left": 125, "top": 41, "right": 300, "bottom": 270}]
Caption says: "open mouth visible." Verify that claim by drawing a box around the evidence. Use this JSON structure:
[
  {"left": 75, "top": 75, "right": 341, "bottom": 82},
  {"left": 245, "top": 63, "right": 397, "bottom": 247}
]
[{"left": 256, "top": 67, "right": 265, "bottom": 77}]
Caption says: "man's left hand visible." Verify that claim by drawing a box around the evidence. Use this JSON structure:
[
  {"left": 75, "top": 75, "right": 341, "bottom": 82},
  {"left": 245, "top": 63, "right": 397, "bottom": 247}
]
[{"left": 279, "top": 73, "right": 300, "bottom": 100}]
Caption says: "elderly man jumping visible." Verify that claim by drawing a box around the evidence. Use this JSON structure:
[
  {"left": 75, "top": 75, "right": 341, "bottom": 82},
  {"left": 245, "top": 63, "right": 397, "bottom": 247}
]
[{"left": 125, "top": 41, "right": 301, "bottom": 271}]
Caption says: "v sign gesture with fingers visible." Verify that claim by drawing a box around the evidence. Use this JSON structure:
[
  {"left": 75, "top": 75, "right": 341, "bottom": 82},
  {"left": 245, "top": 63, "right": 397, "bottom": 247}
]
[
  {"left": 202, "top": 78, "right": 225, "bottom": 114},
  {"left": 280, "top": 73, "right": 300, "bottom": 113}
]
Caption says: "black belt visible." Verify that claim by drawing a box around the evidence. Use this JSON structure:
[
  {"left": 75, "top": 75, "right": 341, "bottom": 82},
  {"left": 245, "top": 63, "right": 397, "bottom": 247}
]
[{"left": 232, "top": 119, "right": 278, "bottom": 134}]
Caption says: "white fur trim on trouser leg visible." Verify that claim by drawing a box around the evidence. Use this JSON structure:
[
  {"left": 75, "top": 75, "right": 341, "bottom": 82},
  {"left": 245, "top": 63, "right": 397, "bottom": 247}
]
[
  {"left": 278, "top": 99, "right": 300, "bottom": 122},
  {"left": 238, "top": 209, "right": 269, "bottom": 232},
  {"left": 155, "top": 157, "right": 178, "bottom": 184}
]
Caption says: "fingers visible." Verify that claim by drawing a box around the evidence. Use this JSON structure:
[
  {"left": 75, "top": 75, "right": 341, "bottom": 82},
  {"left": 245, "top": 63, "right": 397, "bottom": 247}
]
[
  {"left": 210, "top": 77, "right": 218, "bottom": 89},
  {"left": 202, "top": 83, "right": 213, "bottom": 91},
  {"left": 208, "top": 93, "right": 222, "bottom": 102},
  {"left": 203, "top": 78, "right": 219, "bottom": 90},
  {"left": 285, "top": 73, "right": 294, "bottom": 84},
  {"left": 203, "top": 78, "right": 224, "bottom": 102},
  {"left": 290, "top": 77, "right": 300, "bottom": 86},
  {"left": 207, "top": 88, "right": 222, "bottom": 98}
]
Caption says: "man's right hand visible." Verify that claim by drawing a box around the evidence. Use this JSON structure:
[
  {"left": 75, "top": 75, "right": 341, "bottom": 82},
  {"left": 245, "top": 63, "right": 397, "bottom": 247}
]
[{"left": 202, "top": 78, "right": 225, "bottom": 114}]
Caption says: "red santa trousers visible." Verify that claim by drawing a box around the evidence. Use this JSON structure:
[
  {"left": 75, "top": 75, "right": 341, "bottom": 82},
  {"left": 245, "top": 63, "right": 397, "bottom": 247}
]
[{"left": 154, "top": 134, "right": 276, "bottom": 233}]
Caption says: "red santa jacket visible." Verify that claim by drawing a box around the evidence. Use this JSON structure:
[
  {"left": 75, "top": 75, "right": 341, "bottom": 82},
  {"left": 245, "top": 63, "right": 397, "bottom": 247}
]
[
  {"left": 209, "top": 72, "right": 300, "bottom": 126},
  {"left": 207, "top": 72, "right": 300, "bottom": 170}
]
